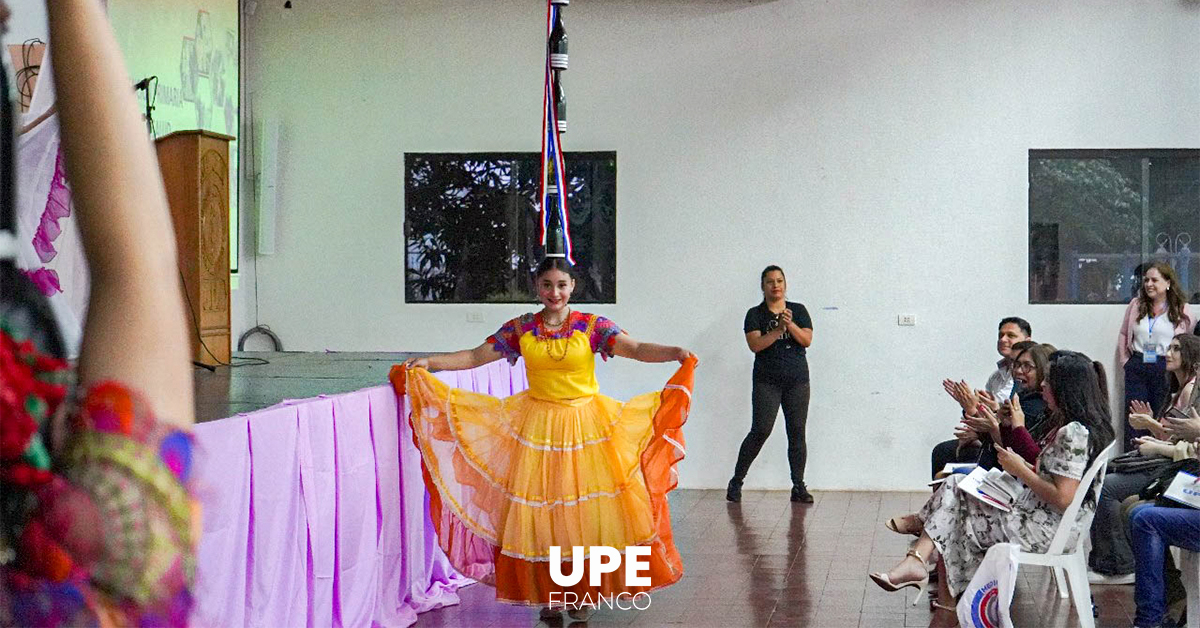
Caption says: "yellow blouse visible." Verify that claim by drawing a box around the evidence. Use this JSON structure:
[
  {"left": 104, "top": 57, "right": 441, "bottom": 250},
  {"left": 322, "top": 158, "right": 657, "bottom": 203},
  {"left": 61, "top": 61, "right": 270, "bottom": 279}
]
[{"left": 488, "top": 311, "right": 622, "bottom": 402}]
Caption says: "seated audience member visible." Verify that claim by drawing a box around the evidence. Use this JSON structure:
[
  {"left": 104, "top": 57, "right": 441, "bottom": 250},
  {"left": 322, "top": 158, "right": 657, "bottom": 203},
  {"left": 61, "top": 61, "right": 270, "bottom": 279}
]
[
  {"left": 872, "top": 351, "right": 1114, "bottom": 612},
  {"left": 1129, "top": 468, "right": 1200, "bottom": 628},
  {"left": 930, "top": 317, "right": 1032, "bottom": 478},
  {"left": 1089, "top": 334, "right": 1200, "bottom": 584},
  {"left": 1, "top": 2, "right": 198, "bottom": 625},
  {"left": 964, "top": 342, "right": 1057, "bottom": 471}
]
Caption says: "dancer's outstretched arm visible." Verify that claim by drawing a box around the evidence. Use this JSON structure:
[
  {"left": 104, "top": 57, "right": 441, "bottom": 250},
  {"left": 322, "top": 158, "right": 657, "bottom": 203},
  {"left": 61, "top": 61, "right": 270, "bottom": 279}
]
[
  {"left": 613, "top": 334, "right": 694, "bottom": 364},
  {"left": 47, "top": 0, "right": 193, "bottom": 426},
  {"left": 404, "top": 343, "right": 504, "bottom": 372}
]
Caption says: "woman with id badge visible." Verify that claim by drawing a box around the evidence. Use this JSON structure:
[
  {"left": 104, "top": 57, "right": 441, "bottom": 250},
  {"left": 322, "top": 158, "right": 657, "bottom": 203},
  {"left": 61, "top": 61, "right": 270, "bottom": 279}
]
[
  {"left": 727, "top": 265, "right": 815, "bottom": 504},
  {"left": 1117, "top": 262, "right": 1195, "bottom": 446}
]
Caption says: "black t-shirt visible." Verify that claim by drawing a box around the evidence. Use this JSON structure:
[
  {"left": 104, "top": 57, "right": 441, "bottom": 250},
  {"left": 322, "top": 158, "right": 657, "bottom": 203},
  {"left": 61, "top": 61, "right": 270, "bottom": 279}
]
[{"left": 744, "top": 301, "right": 812, "bottom": 382}]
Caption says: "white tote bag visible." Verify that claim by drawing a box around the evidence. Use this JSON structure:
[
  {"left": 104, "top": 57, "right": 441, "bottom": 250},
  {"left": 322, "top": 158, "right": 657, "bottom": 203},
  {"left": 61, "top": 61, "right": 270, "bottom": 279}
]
[{"left": 956, "top": 542, "right": 1019, "bottom": 628}]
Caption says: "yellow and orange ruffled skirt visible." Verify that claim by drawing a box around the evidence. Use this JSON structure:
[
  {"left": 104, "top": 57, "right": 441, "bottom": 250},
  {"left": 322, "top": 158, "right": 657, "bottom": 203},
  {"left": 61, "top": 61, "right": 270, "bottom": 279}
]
[{"left": 388, "top": 359, "right": 694, "bottom": 605}]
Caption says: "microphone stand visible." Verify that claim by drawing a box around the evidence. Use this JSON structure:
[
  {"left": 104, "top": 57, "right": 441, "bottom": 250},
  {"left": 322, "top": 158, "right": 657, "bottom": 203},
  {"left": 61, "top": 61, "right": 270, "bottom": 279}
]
[
  {"left": 134, "top": 77, "right": 215, "bottom": 372},
  {"left": 133, "top": 76, "right": 155, "bottom": 136}
]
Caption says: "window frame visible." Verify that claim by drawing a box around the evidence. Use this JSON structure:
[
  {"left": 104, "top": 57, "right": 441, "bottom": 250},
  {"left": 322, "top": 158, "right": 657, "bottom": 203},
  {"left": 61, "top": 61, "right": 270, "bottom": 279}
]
[
  {"left": 1027, "top": 148, "right": 1199, "bottom": 305},
  {"left": 403, "top": 150, "right": 618, "bottom": 305}
]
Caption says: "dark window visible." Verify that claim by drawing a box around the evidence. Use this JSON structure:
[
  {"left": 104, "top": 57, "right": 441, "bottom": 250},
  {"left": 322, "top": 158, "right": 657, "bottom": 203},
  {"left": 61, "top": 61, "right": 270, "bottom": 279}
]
[
  {"left": 1029, "top": 149, "right": 1199, "bottom": 304},
  {"left": 404, "top": 152, "right": 616, "bottom": 303}
]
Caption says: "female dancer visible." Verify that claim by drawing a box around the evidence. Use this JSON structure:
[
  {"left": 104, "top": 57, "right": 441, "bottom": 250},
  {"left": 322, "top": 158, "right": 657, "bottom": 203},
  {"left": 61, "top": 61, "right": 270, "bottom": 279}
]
[
  {"left": 394, "top": 257, "right": 696, "bottom": 622},
  {"left": 870, "top": 351, "right": 1114, "bottom": 610}
]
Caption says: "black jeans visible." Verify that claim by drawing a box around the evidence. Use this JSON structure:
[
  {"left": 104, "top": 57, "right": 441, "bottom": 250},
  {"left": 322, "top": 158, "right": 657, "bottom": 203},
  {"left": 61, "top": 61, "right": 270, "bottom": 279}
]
[
  {"left": 731, "top": 375, "right": 811, "bottom": 487},
  {"left": 1123, "top": 354, "right": 1168, "bottom": 446},
  {"left": 930, "top": 438, "right": 981, "bottom": 480}
]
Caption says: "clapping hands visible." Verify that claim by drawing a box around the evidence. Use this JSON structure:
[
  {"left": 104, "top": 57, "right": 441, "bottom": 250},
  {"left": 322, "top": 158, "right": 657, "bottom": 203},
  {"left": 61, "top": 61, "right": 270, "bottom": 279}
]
[
  {"left": 953, "top": 422, "right": 978, "bottom": 446},
  {"left": 977, "top": 390, "right": 1001, "bottom": 413},
  {"left": 1163, "top": 407, "right": 1200, "bottom": 442},
  {"left": 943, "top": 379, "right": 981, "bottom": 416},
  {"left": 1130, "top": 400, "right": 1155, "bottom": 416},
  {"left": 1128, "top": 400, "right": 1171, "bottom": 439},
  {"left": 1128, "top": 412, "right": 1160, "bottom": 432},
  {"left": 961, "top": 405, "right": 1002, "bottom": 442}
]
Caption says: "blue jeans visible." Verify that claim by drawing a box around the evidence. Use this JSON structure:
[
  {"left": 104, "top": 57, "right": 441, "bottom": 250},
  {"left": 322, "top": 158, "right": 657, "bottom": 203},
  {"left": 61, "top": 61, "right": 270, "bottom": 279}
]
[{"left": 1131, "top": 506, "right": 1200, "bottom": 626}]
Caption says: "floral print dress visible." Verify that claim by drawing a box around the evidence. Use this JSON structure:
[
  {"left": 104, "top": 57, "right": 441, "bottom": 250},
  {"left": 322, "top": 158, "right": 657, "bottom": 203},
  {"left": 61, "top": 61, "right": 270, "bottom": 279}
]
[{"left": 919, "top": 421, "right": 1094, "bottom": 595}]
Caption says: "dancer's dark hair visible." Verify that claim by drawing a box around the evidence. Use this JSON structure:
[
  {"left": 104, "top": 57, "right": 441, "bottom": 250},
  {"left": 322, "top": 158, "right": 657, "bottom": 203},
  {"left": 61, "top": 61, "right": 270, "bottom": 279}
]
[{"left": 533, "top": 257, "right": 576, "bottom": 280}]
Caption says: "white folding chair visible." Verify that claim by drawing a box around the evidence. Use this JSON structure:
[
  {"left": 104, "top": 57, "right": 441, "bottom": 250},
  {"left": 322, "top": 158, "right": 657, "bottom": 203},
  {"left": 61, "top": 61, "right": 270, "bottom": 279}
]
[{"left": 1013, "top": 441, "right": 1116, "bottom": 628}]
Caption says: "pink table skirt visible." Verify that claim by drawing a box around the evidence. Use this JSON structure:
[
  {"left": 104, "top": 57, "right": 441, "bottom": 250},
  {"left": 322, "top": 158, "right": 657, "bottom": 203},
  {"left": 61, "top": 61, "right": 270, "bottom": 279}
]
[{"left": 190, "top": 359, "right": 528, "bottom": 627}]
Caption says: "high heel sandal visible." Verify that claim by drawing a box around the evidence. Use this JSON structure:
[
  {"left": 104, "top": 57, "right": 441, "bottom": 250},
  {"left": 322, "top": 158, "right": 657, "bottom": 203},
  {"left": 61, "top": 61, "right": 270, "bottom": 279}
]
[
  {"left": 868, "top": 549, "right": 930, "bottom": 606},
  {"left": 930, "top": 600, "right": 956, "bottom": 612},
  {"left": 884, "top": 514, "right": 921, "bottom": 537}
]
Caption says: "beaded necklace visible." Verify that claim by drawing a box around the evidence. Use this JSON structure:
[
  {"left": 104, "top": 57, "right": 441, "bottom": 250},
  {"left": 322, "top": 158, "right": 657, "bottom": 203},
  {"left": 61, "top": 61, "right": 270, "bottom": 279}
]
[{"left": 537, "top": 309, "right": 572, "bottom": 361}]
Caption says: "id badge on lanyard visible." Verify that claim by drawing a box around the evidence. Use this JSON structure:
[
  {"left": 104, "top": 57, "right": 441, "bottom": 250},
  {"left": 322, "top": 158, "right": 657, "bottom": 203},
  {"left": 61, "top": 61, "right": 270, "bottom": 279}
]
[{"left": 1144, "top": 314, "right": 1164, "bottom": 363}]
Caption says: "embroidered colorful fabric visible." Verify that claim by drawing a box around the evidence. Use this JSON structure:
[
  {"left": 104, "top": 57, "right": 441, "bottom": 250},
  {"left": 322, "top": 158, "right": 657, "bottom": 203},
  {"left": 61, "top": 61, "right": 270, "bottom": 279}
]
[
  {"left": 486, "top": 313, "right": 536, "bottom": 364},
  {"left": 1, "top": 352, "right": 197, "bottom": 627},
  {"left": 0, "top": 328, "right": 70, "bottom": 490},
  {"left": 589, "top": 315, "right": 622, "bottom": 360},
  {"left": 486, "top": 312, "right": 622, "bottom": 364}
]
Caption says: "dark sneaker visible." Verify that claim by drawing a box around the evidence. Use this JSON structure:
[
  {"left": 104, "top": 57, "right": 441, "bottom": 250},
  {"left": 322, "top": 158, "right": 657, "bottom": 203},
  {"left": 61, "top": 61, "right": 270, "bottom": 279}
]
[
  {"left": 791, "top": 484, "right": 814, "bottom": 503},
  {"left": 726, "top": 479, "right": 742, "bottom": 503}
]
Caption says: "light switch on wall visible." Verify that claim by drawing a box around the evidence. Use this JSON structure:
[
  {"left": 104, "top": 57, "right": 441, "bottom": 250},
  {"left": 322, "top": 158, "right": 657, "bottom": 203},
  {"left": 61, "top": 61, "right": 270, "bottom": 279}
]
[{"left": 897, "top": 314, "right": 916, "bottom": 326}]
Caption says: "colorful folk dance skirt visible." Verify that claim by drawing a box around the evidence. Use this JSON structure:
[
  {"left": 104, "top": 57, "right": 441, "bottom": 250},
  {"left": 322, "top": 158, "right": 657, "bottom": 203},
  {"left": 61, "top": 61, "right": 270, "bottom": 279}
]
[{"left": 389, "top": 359, "right": 694, "bottom": 605}]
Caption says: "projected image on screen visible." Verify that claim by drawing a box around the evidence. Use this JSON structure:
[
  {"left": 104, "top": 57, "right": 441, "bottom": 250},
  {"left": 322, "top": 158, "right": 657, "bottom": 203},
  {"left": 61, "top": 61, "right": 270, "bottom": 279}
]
[{"left": 111, "top": 1, "right": 239, "bottom": 271}]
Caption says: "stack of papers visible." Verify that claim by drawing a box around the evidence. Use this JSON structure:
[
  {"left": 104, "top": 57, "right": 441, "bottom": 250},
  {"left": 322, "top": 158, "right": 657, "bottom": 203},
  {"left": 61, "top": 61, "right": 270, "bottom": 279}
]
[{"left": 956, "top": 467, "right": 1023, "bottom": 512}]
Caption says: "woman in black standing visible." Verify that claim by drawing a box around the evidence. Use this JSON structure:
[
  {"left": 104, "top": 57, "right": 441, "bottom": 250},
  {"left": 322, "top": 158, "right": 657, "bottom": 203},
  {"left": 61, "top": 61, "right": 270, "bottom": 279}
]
[{"left": 727, "top": 265, "right": 815, "bottom": 503}]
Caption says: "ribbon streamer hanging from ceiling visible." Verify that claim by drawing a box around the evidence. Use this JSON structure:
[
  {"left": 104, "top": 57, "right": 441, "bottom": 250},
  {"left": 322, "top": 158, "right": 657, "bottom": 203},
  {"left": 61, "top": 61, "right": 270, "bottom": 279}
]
[{"left": 538, "top": 0, "right": 574, "bottom": 263}]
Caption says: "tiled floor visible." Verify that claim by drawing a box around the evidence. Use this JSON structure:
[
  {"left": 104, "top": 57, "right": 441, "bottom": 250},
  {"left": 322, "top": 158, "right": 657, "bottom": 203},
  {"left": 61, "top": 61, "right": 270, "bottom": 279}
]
[
  {"left": 194, "top": 353, "right": 1141, "bottom": 628},
  {"left": 411, "top": 490, "right": 1139, "bottom": 628}
]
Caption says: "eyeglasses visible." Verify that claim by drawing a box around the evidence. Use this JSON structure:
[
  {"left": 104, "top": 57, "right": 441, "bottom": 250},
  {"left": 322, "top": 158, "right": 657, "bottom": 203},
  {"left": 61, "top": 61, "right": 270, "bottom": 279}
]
[{"left": 1013, "top": 362, "right": 1036, "bottom": 373}]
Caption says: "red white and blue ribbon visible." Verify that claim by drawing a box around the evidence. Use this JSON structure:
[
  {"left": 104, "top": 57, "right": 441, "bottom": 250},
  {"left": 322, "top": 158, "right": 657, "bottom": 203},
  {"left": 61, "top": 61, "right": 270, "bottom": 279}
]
[{"left": 538, "top": 2, "right": 573, "bottom": 263}]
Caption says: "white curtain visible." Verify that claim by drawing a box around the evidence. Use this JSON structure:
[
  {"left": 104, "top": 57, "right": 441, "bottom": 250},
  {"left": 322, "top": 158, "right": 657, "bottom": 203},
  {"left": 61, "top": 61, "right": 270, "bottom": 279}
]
[{"left": 15, "top": 45, "right": 88, "bottom": 357}]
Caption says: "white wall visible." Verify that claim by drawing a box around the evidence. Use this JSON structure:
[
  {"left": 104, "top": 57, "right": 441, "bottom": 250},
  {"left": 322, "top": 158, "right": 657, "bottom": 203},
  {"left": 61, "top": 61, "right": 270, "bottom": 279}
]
[
  {"left": 4, "top": 0, "right": 47, "bottom": 42},
  {"left": 241, "top": 0, "right": 1200, "bottom": 490}
]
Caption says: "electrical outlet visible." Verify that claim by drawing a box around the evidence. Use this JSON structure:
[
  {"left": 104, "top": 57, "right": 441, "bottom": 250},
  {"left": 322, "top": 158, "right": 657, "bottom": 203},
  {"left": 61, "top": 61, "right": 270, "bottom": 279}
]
[
  {"left": 466, "top": 311, "right": 484, "bottom": 323},
  {"left": 897, "top": 314, "right": 916, "bottom": 326}
]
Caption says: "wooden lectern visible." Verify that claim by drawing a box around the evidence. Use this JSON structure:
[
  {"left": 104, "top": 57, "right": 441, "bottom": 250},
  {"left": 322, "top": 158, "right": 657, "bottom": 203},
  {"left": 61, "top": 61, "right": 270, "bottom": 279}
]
[{"left": 156, "top": 130, "right": 235, "bottom": 367}]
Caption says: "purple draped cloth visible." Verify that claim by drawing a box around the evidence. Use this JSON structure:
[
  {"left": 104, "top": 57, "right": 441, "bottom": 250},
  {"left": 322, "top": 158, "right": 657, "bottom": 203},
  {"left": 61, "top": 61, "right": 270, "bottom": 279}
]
[{"left": 190, "top": 359, "right": 528, "bottom": 627}]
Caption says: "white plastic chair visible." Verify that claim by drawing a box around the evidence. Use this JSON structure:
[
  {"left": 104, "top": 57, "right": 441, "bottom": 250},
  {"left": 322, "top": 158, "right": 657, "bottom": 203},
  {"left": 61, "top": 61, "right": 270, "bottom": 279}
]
[
  {"left": 1013, "top": 441, "right": 1116, "bottom": 628},
  {"left": 1181, "top": 548, "right": 1199, "bottom": 628}
]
